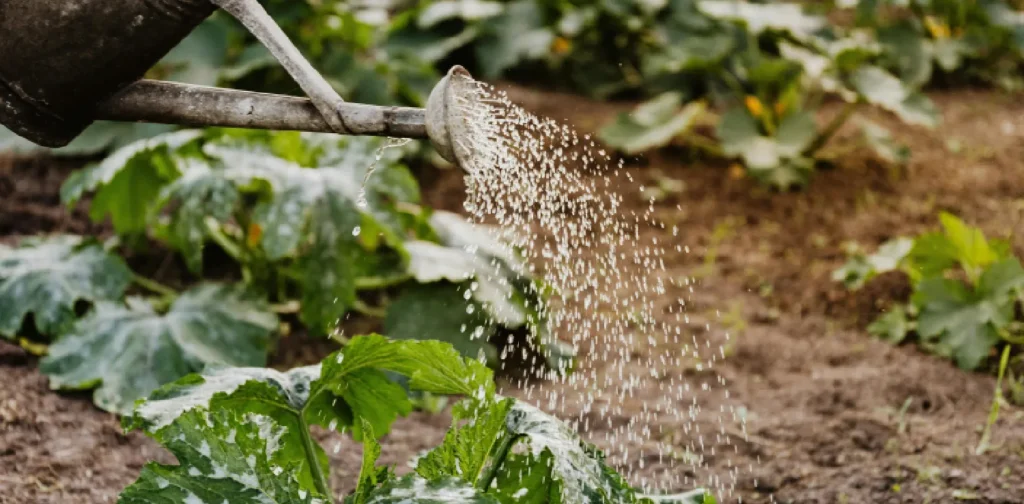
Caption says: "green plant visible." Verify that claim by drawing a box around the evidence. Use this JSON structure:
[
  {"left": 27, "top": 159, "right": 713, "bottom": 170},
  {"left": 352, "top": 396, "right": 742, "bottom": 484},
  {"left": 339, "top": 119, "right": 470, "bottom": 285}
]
[
  {"left": 834, "top": 212, "right": 1024, "bottom": 371},
  {"left": 0, "top": 131, "right": 568, "bottom": 414},
  {"left": 117, "top": 334, "right": 714, "bottom": 504},
  {"left": 849, "top": 0, "right": 1024, "bottom": 91},
  {"left": 597, "top": 1, "right": 938, "bottom": 189}
]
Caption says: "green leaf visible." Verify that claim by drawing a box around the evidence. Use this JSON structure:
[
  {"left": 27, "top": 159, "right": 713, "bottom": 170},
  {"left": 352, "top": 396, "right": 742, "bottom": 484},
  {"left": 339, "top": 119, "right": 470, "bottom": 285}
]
[
  {"left": 199, "top": 136, "right": 419, "bottom": 333},
  {"left": 60, "top": 130, "right": 204, "bottom": 235},
  {"left": 352, "top": 418, "right": 394, "bottom": 504},
  {"left": 155, "top": 159, "right": 242, "bottom": 273},
  {"left": 127, "top": 335, "right": 494, "bottom": 439},
  {"left": 877, "top": 25, "right": 933, "bottom": 87},
  {"left": 416, "top": 398, "right": 515, "bottom": 484},
  {"left": 908, "top": 212, "right": 1007, "bottom": 283},
  {"left": 417, "top": 0, "right": 504, "bottom": 27},
  {"left": 937, "top": 211, "right": 1003, "bottom": 277},
  {"left": 155, "top": 18, "right": 231, "bottom": 86},
  {"left": 0, "top": 122, "right": 176, "bottom": 157},
  {"left": 833, "top": 237, "right": 913, "bottom": 289},
  {"left": 0, "top": 236, "right": 131, "bottom": 338},
  {"left": 775, "top": 111, "right": 817, "bottom": 157},
  {"left": 40, "top": 284, "right": 277, "bottom": 414},
  {"left": 859, "top": 120, "right": 910, "bottom": 164},
  {"left": 868, "top": 305, "right": 912, "bottom": 343},
  {"left": 475, "top": 0, "right": 555, "bottom": 78},
  {"left": 716, "top": 108, "right": 760, "bottom": 158},
  {"left": 361, "top": 475, "right": 500, "bottom": 503},
  {"left": 385, "top": 283, "right": 498, "bottom": 365},
  {"left": 912, "top": 259, "right": 1024, "bottom": 369},
  {"left": 849, "top": 66, "right": 939, "bottom": 128},
  {"left": 119, "top": 408, "right": 322, "bottom": 504},
  {"left": 698, "top": 1, "right": 826, "bottom": 38},
  {"left": 599, "top": 95, "right": 706, "bottom": 154},
  {"left": 498, "top": 401, "right": 644, "bottom": 503}
]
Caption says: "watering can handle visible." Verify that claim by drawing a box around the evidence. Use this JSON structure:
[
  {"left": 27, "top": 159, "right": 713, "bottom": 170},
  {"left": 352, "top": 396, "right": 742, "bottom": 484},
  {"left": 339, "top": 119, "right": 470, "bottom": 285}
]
[{"left": 0, "top": 0, "right": 216, "bottom": 147}]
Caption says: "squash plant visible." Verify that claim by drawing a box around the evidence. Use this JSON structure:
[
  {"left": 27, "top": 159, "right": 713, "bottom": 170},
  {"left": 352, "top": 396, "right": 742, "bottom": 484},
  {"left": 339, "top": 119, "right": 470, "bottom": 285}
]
[
  {"left": 834, "top": 212, "right": 1024, "bottom": 371},
  {"left": 116, "top": 334, "right": 714, "bottom": 504},
  {"left": 599, "top": 1, "right": 938, "bottom": 189},
  {"left": 846, "top": 0, "right": 1024, "bottom": 91},
  {"left": 0, "top": 131, "right": 569, "bottom": 414}
]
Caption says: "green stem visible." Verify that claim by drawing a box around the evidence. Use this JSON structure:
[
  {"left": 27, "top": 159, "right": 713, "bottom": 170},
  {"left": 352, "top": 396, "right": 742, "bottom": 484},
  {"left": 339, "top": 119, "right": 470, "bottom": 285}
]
[
  {"left": 132, "top": 273, "right": 178, "bottom": 298},
  {"left": 804, "top": 101, "right": 858, "bottom": 157},
  {"left": 352, "top": 299, "right": 388, "bottom": 319},
  {"left": 684, "top": 133, "right": 726, "bottom": 159},
  {"left": 204, "top": 218, "right": 247, "bottom": 262},
  {"left": 355, "top": 274, "right": 413, "bottom": 290},
  {"left": 298, "top": 414, "right": 333, "bottom": 500},
  {"left": 477, "top": 432, "right": 520, "bottom": 491},
  {"left": 976, "top": 344, "right": 1012, "bottom": 455}
]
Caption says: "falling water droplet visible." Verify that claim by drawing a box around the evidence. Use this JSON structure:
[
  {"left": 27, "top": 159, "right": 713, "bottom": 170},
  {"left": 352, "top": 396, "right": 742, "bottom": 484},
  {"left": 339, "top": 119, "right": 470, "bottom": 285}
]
[{"left": 352, "top": 226, "right": 361, "bottom": 237}]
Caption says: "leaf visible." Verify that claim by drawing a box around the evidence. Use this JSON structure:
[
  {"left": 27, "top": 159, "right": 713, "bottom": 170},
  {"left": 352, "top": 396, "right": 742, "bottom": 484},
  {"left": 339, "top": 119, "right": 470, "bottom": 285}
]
[
  {"left": 475, "top": 0, "right": 555, "bottom": 78},
  {"left": 859, "top": 120, "right": 910, "bottom": 164},
  {"left": 912, "top": 259, "right": 1024, "bottom": 369},
  {"left": 351, "top": 419, "right": 395, "bottom": 504},
  {"left": 119, "top": 408, "right": 322, "bottom": 504},
  {"left": 154, "top": 18, "right": 231, "bottom": 86},
  {"left": 385, "top": 283, "right": 498, "bottom": 365},
  {"left": 498, "top": 401, "right": 645, "bottom": 503},
  {"left": 198, "top": 136, "right": 420, "bottom": 333},
  {"left": 361, "top": 475, "right": 500, "bottom": 504},
  {"left": 907, "top": 212, "right": 1007, "bottom": 283},
  {"left": 0, "top": 236, "right": 131, "bottom": 338},
  {"left": 0, "top": 122, "right": 177, "bottom": 157},
  {"left": 698, "top": 1, "right": 826, "bottom": 38},
  {"left": 877, "top": 25, "right": 933, "bottom": 87},
  {"left": 849, "top": 66, "right": 939, "bottom": 128},
  {"left": 599, "top": 95, "right": 707, "bottom": 154},
  {"left": 775, "top": 111, "right": 817, "bottom": 157},
  {"left": 418, "top": 0, "right": 504, "bottom": 28},
  {"left": 60, "top": 130, "right": 205, "bottom": 235},
  {"left": 40, "top": 284, "right": 277, "bottom": 414},
  {"left": 126, "top": 334, "right": 494, "bottom": 438},
  {"left": 868, "top": 305, "right": 912, "bottom": 343},
  {"left": 833, "top": 237, "right": 914, "bottom": 289},
  {"left": 155, "top": 159, "right": 242, "bottom": 273},
  {"left": 716, "top": 108, "right": 760, "bottom": 157},
  {"left": 416, "top": 397, "right": 516, "bottom": 483}
]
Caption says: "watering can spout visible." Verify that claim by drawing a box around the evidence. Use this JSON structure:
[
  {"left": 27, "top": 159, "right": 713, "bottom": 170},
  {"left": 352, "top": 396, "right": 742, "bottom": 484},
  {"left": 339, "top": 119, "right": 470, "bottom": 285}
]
[{"left": 0, "top": 0, "right": 482, "bottom": 169}]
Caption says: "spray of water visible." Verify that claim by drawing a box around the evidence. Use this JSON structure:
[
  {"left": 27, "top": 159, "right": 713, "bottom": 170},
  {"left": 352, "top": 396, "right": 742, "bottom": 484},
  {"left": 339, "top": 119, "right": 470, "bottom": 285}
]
[{"left": 450, "top": 81, "right": 750, "bottom": 500}]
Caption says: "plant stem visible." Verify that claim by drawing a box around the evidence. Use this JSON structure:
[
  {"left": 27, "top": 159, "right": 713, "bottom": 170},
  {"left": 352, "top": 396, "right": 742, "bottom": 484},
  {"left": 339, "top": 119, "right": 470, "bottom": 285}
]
[
  {"left": 204, "top": 218, "right": 247, "bottom": 263},
  {"left": 298, "top": 414, "right": 333, "bottom": 500},
  {"left": 804, "top": 101, "right": 858, "bottom": 157},
  {"left": 352, "top": 299, "right": 387, "bottom": 319},
  {"left": 131, "top": 273, "right": 178, "bottom": 298},
  {"left": 477, "top": 432, "right": 520, "bottom": 491},
  {"left": 976, "top": 344, "right": 1011, "bottom": 455}
]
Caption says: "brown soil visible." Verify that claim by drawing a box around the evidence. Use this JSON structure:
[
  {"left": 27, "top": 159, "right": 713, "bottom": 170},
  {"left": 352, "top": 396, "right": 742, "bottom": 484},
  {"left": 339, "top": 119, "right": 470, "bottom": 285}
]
[{"left": 3, "top": 86, "right": 1024, "bottom": 504}]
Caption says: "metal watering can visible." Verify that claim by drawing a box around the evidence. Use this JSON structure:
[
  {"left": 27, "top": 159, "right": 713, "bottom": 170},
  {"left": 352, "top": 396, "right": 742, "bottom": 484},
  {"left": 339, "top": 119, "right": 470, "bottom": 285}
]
[{"left": 0, "top": 0, "right": 478, "bottom": 168}]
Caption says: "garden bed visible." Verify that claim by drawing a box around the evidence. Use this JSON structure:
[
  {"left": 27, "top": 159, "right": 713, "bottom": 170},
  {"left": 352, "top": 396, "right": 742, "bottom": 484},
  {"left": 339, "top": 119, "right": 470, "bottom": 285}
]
[{"left": 2, "top": 84, "right": 1023, "bottom": 504}]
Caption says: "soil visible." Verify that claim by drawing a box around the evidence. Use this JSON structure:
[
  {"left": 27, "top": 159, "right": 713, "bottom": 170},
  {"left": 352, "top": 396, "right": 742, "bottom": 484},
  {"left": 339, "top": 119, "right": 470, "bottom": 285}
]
[{"left": 3, "top": 85, "right": 1024, "bottom": 504}]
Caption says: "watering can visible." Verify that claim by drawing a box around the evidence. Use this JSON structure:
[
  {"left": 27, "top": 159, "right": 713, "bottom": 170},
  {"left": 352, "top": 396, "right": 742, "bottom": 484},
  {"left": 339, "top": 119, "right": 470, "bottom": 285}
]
[{"left": 0, "top": 0, "right": 478, "bottom": 168}]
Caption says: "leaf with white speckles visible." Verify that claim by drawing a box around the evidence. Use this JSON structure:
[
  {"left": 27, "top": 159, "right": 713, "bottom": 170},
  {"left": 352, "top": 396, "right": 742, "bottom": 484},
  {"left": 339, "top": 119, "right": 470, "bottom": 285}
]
[{"left": 0, "top": 235, "right": 131, "bottom": 339}]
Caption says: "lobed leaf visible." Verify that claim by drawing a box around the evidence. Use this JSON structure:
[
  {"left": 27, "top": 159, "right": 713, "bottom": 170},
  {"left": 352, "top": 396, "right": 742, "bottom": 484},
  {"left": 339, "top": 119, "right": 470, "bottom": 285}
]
[
  {"left": 0, "top": 236, "right": 131, "bottom": 338},
  {"left": 40, "top": 284, "right": 277, "bottom": 414}
]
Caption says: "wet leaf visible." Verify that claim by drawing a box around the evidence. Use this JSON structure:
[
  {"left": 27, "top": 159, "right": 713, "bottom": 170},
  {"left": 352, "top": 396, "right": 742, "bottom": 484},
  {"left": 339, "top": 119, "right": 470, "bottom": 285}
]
[
  {"left": 416, "top": 397, "right": 516, "bottom": 483},
  {"left": 119, "top": 408, "right": 322, "bottom": 504},
  {"left": 40, "top": 284, "right": 277, "bottom": 414},
  {"left": 0, "top": 236, "right": 131, "bottom": 338},
  {"left": 361, "top": 475, "right": 499, "bottom": 503}
]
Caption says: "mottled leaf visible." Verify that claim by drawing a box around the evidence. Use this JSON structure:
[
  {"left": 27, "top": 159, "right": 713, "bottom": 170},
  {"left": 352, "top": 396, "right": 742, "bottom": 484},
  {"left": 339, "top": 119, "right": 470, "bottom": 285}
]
[
  {"left": 40, "top": 284, "right": 277, "bottom": 414},
  {"left": 475, "top": 0, "right": 555, "bottom": 78},
  {"left": 362, "top": 475, "right": 499, "bottom": 503},
  {"left": 849, "top": 66, "right": 939, "bottom": 128},
  {"left": 119, "top": 408, "right": 321, "bottom": 504},
  {"left": 0, "top": 236, "right": 131, "bottom": 338}
]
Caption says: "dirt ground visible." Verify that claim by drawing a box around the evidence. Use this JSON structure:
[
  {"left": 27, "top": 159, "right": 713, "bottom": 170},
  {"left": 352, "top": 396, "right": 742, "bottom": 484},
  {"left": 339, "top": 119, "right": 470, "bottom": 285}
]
[{"left": 3, "top": 85, "right": 1024, "bottom": 504}]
